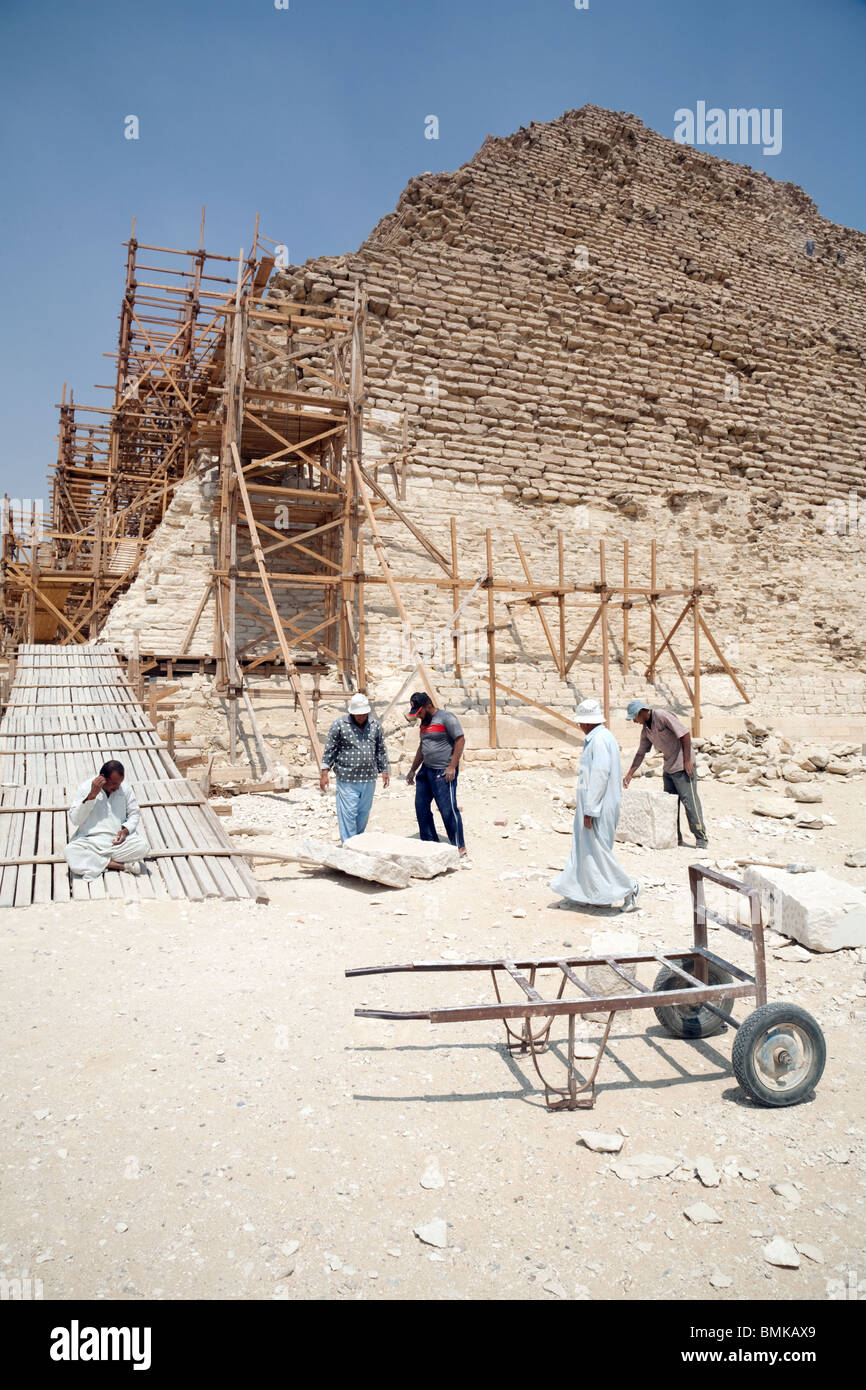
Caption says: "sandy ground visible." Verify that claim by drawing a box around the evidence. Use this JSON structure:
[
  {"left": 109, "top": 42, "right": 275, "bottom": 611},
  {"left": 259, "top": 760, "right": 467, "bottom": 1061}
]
[{"left": 1, "top": 769, "right": 864, "bottom": 1302}]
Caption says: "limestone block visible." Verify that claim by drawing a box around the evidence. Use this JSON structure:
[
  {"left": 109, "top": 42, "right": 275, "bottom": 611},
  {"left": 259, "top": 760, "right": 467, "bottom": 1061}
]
[
  {"left": 587, "top": 931, "right": 640, "bottom": 993},
  {"left": 616, "top": 789, "right": 677, "bottom": 849},
  {"left": 585, "top": 930, "right": 640, "bottom": 1029},
  {"left": 296, "top": 838, "right": 410, "bottom": 889},
  {"left": 343, "top": 832, "right": 458, "bottom": 878},
  {"left": 741, "top": 866, "right": 866, "bottom": 952},
  {"left": 781, "top": 763, "right": 812, "bottom": 783},
  {"left": 752, "top": 797, "right": 796, "bottom": 818},
  {"left": 784, "top": 785, "right": 822, "bottom": 803}
]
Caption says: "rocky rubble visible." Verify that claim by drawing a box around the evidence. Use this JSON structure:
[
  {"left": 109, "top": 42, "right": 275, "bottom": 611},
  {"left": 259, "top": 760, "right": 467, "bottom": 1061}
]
[{"left": 692, "top": 718, "right": 865, "bottom": 831}]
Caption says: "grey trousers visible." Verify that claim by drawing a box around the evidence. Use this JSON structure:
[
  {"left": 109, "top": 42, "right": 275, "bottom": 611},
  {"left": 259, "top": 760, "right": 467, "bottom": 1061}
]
[{"left": 663, "top": 770, "right": 708, "bottom": 845}]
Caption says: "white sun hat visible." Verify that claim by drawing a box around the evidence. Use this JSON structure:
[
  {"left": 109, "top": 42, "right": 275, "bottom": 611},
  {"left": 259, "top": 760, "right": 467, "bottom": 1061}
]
[
  {"left": 347, "top": 693, "right": 372, "bottom": 715},
  {"left": 575, "top": 697, "right": 606, "bottom": 724}
]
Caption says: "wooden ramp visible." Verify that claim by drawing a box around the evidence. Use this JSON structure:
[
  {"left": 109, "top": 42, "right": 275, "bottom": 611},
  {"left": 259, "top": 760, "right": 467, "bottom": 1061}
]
[{"left": 0, "top": 645, "right": 267, "bottom": 906}]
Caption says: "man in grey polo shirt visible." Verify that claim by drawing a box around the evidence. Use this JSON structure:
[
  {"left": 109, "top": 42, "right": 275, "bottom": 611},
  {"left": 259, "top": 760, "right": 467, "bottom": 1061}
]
[
  {"left": 404, "top": 692, "right": 467, "bottom": 856},
  {"left": 623, "top": 699, "right": 709, "bottom": 849}
]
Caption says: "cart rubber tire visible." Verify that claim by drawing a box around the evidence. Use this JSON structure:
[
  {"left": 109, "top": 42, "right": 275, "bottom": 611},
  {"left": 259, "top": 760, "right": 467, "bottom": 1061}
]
[
  {"left": 731, "top": 1002, "right": 826, "bottom": 1107},
  {"left": 652, "top": 960, "right": 735, "bottom": 1039}
]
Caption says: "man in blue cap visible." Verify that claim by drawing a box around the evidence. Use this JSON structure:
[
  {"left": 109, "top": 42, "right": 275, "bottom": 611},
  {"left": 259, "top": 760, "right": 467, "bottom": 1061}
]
[{"left": 623, "top": 699, "right": 709, "bottom": 849}]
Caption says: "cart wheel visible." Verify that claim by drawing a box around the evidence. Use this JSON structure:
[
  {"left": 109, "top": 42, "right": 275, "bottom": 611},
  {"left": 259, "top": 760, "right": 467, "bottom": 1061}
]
[
  {"left": 652, "top": 960, "right": 734, "bottom": 1039},
  {"left": 731, "top": 1003, "right": 826, "bottom": 1107}
]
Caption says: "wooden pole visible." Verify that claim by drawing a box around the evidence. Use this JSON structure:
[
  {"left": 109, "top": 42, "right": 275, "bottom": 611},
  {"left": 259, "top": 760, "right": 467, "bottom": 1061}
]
[
  {"left": 649, "top": 539, "right": 658, "bottom": 679},
  {"left": 350, "top": 458, "right": 439, "bottom": 705},
  {"left": 693, "top": 548, "right": 701, "bottom": 736},
  {"left": 400, "top": 410, "right": 409, "bottom": 501},
  {"left": 27, "top": 519, "right": 38, "bottom": 643},
  {"left": 699, "top": 614, "right": 750, "bottom": 703},
  {"left": 513, "top": 534, "right": 560, "bottom": 671},
  {"left": 486, "top": 529, "right": 497, "bottom": 749},
  {"left": 450, "top": 516, "right": 461, "bottom": 677},
  {"left": 563, "top": 607, "right": 602, "bottom": 676},
  {"left": 600, "top": 540, "right": 610, "bottom": 725},
  {"left": 557, "top": 530, "right": 566, "bottom": 679},
  {"left": 231, "top": 442, "right": 323, "bottom": 762},
  {"left": 357, "top": 534, "right": 366, "bottom": 692},
  {"left": 485, "top": 676, "right": 581, "bottom": 732},
  {"left": 128, "top": 628, "right": 142, "bottom": 702},
  {"left": 622, "top": 540, "right": 629, "bottom": 676},
  {"left": 179, "top": 576, "right": 213, "bottom": 657},
  {"left": 88, "top": 505, "right": 103, "bottom": 640}
]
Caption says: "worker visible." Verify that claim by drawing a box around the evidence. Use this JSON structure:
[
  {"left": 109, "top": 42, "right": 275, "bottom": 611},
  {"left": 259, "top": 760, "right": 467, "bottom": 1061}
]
[
  {"left": 623, "top": 699, "right": 709, "bottom": 849},
  {"left": 550, "top": 698, "right": 641, "bottom": 911},
  {"left": 320, "top": 693, "right": 390, "bottom": 842},
  {"left": 64, "top": 761, "right": 150, "bottom": 880},
  {"left": 404, "top": 692, "right": 467, "bottom": 857}
]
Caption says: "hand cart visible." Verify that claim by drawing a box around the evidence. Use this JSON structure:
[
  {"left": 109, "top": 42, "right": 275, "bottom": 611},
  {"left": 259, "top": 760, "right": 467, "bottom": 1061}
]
[{"left": 346, "top": 865, "right": 826, "bottom": 1110}]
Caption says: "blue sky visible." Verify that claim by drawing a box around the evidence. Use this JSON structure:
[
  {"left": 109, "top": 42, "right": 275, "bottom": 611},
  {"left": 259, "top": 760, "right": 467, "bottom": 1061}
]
[{"left": 1, "top": 0, "right": 864, "bottom": 499}]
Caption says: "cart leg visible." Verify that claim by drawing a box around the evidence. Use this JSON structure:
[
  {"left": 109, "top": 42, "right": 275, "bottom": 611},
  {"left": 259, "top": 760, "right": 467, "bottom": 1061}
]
[
  {"left": 535, "top": 1012, "right": 616, "bottom": 1111},
  {"left": 567, "top": 1013, "right": 578, "bottom": 1108}
]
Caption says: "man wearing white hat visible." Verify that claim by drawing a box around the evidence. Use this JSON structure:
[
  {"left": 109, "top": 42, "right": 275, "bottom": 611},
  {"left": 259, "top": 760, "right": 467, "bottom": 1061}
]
[
  {"left": 550, "top": 698, "right": 641, "bottom": 911},
  {"left": 320, "top": 694, "right": 390, "bottom": 843}
]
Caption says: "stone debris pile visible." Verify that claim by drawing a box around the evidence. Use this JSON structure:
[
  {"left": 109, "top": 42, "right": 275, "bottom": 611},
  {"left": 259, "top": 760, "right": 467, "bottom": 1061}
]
[{"left": 691, "top": 719, "right": 864, "bottom": 831}]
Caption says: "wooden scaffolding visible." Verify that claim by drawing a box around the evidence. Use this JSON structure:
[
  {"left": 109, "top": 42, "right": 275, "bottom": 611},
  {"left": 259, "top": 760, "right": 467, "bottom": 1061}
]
[
  {"left": 1, "top": 214, "right": 249, "bottom": 649},
  {"left": 1, "top": 216, "right": 748, "bottom": 768}
]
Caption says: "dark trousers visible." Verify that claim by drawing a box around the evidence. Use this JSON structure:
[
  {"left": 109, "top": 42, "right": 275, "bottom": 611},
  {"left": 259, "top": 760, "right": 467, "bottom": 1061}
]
[
  {"left": 663, "top": 769, "right": 708, "bottom": 845},
  {"left": 415, "top": 764, "right": 465, "bottom": 849}
]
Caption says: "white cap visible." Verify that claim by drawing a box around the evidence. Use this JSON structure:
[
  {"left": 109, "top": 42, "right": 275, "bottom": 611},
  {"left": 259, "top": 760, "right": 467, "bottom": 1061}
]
[
  {"left": 575, "top": 697, "right": 606, "bottom": 725},
  {"left": 348, "top": 693, "right": 371, "bottom": 715}
]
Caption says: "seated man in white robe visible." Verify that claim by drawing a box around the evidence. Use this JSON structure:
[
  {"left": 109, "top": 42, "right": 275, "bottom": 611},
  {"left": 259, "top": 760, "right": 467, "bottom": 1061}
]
[
  {"left": 550, "top": 698, "right": 641, "bottom": 912},
  {"left": 65, "top": 761, "right": 149, "bottom": 880}
]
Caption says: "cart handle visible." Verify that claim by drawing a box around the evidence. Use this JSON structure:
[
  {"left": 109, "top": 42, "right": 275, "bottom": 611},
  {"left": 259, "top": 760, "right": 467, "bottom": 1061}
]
[{"left": 688, "top": 864, "right": 766, "bottom": 1007}]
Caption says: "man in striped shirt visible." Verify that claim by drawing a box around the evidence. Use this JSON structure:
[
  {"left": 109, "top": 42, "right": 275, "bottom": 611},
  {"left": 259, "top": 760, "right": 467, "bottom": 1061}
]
[{"left": 404, "top": 692, "right": 467, "bottom": 857}]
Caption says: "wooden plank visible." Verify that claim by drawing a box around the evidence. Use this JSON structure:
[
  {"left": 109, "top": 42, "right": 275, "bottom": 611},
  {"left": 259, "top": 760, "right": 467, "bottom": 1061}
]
[
  {"left": 0, "top": 786, "right": 20, "bottom": 907},
  {"left": 13, "top": 790, "right": 38, "bottom": 907},
  {"left": 34, "top": 789, "right": 53, "bottom": 905},
  {"left": 0, "top": 643, "right": 263, "bottom": 905},
  {"left": 52, "top": 801, "right": 71, "bottom": 903}
]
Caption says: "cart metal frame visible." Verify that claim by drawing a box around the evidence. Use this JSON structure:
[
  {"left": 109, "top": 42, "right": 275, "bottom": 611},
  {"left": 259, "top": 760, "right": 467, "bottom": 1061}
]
[{"left": 347, "top": 865, "right": 767, "bottom": 1110}]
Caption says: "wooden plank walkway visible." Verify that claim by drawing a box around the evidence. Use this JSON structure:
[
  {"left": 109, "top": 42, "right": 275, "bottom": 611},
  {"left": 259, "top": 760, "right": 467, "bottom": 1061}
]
[{"left": 0, "top": 645, "right": 267, "bottom": 906}]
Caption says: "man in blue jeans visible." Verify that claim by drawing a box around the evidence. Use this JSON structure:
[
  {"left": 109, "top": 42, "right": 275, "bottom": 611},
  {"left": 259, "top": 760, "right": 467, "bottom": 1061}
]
[
  {"left": 404, "top": 692, "right": 467, "bottom": 858},
  {"left": 320, "top": 693, "right": 390, "bottom": 842}
]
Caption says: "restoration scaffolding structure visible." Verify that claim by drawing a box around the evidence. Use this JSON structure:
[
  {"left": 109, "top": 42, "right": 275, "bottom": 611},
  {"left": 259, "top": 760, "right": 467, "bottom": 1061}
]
[
  {"left": 1, "top": 217, "right": 748, "bottom": 768},
  {"left": 1, "top": 215, "right": 250, "bottom": 648}
]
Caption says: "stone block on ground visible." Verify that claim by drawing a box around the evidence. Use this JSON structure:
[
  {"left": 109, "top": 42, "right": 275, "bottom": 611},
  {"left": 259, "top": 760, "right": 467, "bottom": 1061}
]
[
  {"left": 615, "top": 789, "right": 677, "bottom": 849},
  {"left": 741, "top": 866, "right": 866, "bottom": 952},
  {"left": 752, "top": 797, "right": 796, "bottom": 819},
  {"left": 343, "top": 831, "right": 459, "bottom": 878},
  {"left": 585, "top": 930, "right": 640, "bottom": 1027},
  {"left": 296, "top": 838, "right": 410, "bottom": 889}
]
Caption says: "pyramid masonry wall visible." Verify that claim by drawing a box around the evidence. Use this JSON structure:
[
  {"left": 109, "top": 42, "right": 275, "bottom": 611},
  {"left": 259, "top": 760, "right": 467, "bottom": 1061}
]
[
  {"left": 273, "top": 104, "right": 866, "bottom": 508},
  {"left": 101, "top": 457, "right": 866, "bottom": 723},
  {"left": 101, "top": 105, "right": 866, "bottom": 727}
]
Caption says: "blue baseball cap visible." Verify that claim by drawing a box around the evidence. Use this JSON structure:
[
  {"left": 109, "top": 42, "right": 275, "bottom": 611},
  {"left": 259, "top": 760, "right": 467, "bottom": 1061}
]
[{"left": 626, "top": 699, "right": 651, "bottom": 720}]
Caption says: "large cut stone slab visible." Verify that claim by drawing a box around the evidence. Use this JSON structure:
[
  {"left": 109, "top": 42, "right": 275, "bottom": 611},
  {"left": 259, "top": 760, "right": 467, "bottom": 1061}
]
[
  {"left": 296, "top": 838, "right": 410, "bottom": 889},
  {"left": 343, "top": 832, "right": 459, "bottom": 878},
  {"left": 742, "top": 866, "right": 866, "bottom": 952},
  {"left": 616, "top": 789, "right": 677, "bottom": 849},
  {"left": 584, "top": 930, "right": 640, "bottom": 1031}
]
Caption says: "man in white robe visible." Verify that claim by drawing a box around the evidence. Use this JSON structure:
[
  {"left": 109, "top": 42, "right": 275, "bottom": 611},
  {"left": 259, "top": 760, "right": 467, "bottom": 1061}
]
[
  {"left": 550, "top": 699, "right": 641, "bottom": 911},
  {"left": 65, "top": 761, "right": 150, "bottom": 880}
]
